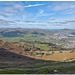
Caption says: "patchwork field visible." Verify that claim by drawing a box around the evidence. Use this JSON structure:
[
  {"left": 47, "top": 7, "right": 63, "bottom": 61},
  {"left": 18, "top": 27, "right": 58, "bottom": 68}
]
[{"left": 25, "top": 52, "right": 75, "bottom": 62}]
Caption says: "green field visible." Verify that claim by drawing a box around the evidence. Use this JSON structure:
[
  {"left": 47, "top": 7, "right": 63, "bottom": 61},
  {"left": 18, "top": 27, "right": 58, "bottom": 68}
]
[
  {"left": 0, "top": 36, "right": 66, "bottom": 43},
  {"left": 0, "top": 61, "right": 75, "bottom": 74},
  {"left": 0, "top": 66, "right": 75, "bottom": 74},
  {"left": 0, "top": 36, "right": 74, "bottom": 49},
  {"left": 0, "top": 37, "right": 43, "bottom": 42}
]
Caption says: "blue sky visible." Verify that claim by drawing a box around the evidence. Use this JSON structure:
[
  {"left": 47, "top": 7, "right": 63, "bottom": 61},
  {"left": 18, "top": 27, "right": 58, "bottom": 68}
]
[{"left": 0, "top": 1, "right": 75, "bottom": 29}]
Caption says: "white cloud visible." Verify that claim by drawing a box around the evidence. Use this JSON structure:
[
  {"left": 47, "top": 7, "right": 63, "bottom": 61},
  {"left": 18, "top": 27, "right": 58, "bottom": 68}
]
[
  {"left": 48, "top": 2, "right": 75, "bottom": 12},
  {"left": 52, "top": 3, "right": 70, "bottom": 11},
  {"left": 24, "top": 4, "right": 45, "bottom": 8},
  {"left": 62, "top": 7, "right": 75, "bottom": 14},
  {"left": 50, "top": 17, "right": 55, "bottom": 20},
  {"left": 0, "top": 19, "right": 15, "bottom": 26},
  {"left": 3, "top": 7, "right": 18, "bottom": 14},
  {"left": 13, "top": 4, "right": 24, "bottom": 11},
  {"left": 47, "top": 19, "right": 75, "bottom": 26},
  {"left": 34, "top": 9, "right": 55, "bottom": 20},
  {"left": 16, "top": 20, "right": 21, "bottom": 22},
  {"left": 24, "top": 21, "right": 37, "bottom": 23},
  {"left": 66, "top": 19, "right": 75, "bottom": 22},
  {"left": 0, "top": 14, "right": 8, "bottom": 18},
  {"left": 1, "top": 2, "right": 24, "bottom": 12},
  {"left": 33, "top": 9, "right": 44, "bottom": 19},
  {"left": 40, "top": 13, "right": 55, "bottom": 17},
  {"left": 39, "top": 9, "right": 44, "bottom": 14}
]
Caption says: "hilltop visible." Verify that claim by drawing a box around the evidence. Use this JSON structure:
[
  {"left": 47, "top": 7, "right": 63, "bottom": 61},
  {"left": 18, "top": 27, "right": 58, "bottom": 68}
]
[{"left": 0, "top": 28, "right": 53, "bottom": 37}]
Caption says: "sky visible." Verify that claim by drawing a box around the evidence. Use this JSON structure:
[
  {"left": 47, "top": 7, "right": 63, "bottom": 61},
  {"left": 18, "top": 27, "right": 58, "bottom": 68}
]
[{"left": 0, "top": 1, "right": 75, "bottom": 29}]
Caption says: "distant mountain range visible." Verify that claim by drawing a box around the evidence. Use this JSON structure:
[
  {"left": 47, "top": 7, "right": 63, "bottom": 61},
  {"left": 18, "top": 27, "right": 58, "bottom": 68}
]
[
  {"left": 0, "top": 28, "right": 75, "bottom": 37},
  {"left": 0, "top": 28, "right": 53, "bottom": 37}
]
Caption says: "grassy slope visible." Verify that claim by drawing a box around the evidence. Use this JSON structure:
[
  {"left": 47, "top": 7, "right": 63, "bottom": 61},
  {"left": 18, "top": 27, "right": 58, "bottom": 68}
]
[
  {"left": 0, "top": 66, "right": 75, "bottom": 74},
  {"left": 0, "top": 60, "right": 75, "bottom": 73},
  {"left": 28, "top": 52, "right": 75, "bottom": 61}
]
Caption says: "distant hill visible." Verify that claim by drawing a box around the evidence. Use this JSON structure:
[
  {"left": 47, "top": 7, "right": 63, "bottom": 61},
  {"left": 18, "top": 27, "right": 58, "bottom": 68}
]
[
  {"left": 52, "top": 29, "right": 75, "bottom": 34},
  {"left": 0, "top": 28, "right": 52, "bottom": 37}
]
